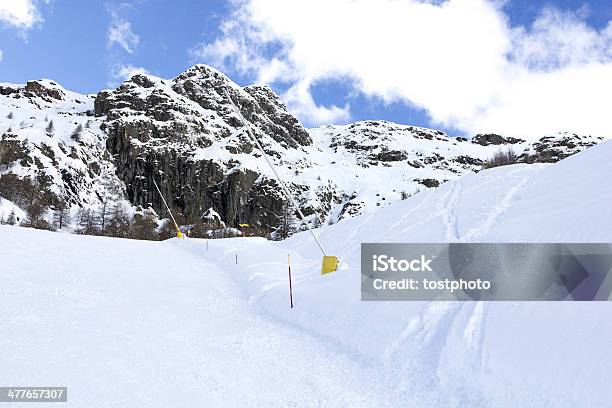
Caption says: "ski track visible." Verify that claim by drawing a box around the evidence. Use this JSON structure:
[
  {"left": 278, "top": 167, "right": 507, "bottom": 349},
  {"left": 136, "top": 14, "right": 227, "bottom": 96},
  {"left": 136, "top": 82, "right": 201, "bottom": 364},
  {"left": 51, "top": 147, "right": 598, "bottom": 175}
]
[
  {"left": 439, "top": 182, "right": 462, "bottom": 242},
  {"left": 462, "top": 171, "right": 531, "bottom": 241}
]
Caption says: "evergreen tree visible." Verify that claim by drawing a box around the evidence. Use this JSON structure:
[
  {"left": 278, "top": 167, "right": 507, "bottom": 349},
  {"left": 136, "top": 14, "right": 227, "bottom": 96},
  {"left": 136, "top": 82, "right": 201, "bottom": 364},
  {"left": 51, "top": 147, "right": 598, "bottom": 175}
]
[
  {"left": 275, "top": 200, "right": 297, "bottom": 239},
  {"left": 71, "top": 124, "right": 83, "bottom": 141},
  {"left": 106, "top": 204, "right": 132, "bottom": 238},
  {"left": 96, "top": 200, "right": 110, "bottom": 234},
  {"left": 25, "top": 201, "right": 45, "bottom": 228},
  {"left": 6, "top": 210, "right": 16, "bottom": 225},
  {"left": 77, "top": 208, "right": 97, "bottom": 235},
  {"left": 7, "top": 112, "right": 13, "bottom": 119},
  {"left": 53, "top": 200, "right": 71, "bottom": 230},
  {"left": 45, "top": 120, "right": 55, "bottom": 136}
]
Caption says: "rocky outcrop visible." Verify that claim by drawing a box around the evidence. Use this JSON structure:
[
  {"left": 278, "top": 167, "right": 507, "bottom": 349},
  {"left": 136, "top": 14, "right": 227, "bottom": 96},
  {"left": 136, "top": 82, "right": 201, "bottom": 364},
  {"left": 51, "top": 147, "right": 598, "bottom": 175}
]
[
  {"left": 517, "top": 133, "right": 604, "bottom": 163},
  {"left": 472, "top": 133, "right": 524, "bottom": 146},
  {"left": 0, "top": 134, "right": 30, "bottom": 165},
  {"left": 200, "top": 207, "right": 226, "bottom": 229},
  {"left": 96, "top": 66, "right": 311, "bottom": 231},
  {"left": 25, "top": 80, "right": 65, "bottom": 101}
]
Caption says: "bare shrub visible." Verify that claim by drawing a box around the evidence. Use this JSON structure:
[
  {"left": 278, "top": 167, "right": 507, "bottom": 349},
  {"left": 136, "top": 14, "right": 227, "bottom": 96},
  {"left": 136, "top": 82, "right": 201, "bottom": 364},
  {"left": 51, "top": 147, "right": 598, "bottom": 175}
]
[{"left": 484, "top": 148, "right": 518, "bottom": 169}]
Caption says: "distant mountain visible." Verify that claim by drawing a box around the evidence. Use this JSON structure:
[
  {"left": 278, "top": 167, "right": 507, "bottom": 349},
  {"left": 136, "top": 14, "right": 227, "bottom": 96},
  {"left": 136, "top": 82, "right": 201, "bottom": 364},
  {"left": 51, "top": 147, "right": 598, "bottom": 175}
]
[{"left": 0, "top": 66, "right": 604, "bottom": 232}]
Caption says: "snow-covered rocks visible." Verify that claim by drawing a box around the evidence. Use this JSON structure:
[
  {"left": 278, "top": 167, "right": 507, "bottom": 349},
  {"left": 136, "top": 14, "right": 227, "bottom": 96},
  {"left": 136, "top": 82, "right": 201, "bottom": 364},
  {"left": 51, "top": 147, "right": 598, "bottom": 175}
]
[{"left": 0, "top": 65, "right": 605, "bottom": 232}]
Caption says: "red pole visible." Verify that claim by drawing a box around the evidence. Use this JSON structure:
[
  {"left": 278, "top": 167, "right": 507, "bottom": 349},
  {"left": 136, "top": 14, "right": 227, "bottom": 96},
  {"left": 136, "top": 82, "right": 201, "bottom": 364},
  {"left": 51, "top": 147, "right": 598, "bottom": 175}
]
[{"left": 288, "top": 254, "right": 294, "bottom": 309}]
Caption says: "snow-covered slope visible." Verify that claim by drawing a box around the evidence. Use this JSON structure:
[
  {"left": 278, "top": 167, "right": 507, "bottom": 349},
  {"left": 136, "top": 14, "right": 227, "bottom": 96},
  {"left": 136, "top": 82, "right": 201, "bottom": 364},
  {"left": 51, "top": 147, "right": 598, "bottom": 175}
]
[
  {"left": 0, "top": 80, "right": 127, "bottom": 211},
  {"left": 209, "top": 139, "right": 612, "bottom": 406},
  {"left": 1, "top": 140, "right": 611, "bottom": 406}
]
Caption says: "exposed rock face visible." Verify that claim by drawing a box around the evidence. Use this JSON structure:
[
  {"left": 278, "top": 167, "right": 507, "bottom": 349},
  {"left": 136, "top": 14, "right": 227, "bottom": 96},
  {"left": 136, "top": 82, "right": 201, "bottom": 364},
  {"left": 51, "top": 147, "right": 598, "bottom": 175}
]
[
  {"left": 0, "top": 134, "right": 29, "bottom": 165},
  {"left": 95, "top": 65, "right": 310, "bottom": 230},
  {"left": 25, "top": 80, "right": 65, "bottom": 101}
]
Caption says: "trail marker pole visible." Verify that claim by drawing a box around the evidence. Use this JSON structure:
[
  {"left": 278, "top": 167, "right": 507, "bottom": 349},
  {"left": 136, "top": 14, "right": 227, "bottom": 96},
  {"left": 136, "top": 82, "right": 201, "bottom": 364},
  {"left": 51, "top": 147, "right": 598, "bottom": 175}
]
[
  {"left": 235, "top": 252, "right": 238, "bottom": 264},
  {"left": 206, "top": 240, "right": 209, "bottom": 251},
  {"left": 288, "top": 254, "right": 294, "bottom": 309}
]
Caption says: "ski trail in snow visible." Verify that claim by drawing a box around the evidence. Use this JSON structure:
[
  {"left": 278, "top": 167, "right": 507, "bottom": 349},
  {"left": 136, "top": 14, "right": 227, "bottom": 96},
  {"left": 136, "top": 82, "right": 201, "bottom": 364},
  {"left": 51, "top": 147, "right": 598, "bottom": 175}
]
[
  {"left": 384, "top": 302, "right": 463, "bottom": 373},
  {"left": 462, "top": 172, "right": 530, "bottom": 241},
  {"left": 439, "top": 182, "right": 462, "bottom": 242},
  {"left": 463, "top": 302, "right": 485, "bottom": 352}
]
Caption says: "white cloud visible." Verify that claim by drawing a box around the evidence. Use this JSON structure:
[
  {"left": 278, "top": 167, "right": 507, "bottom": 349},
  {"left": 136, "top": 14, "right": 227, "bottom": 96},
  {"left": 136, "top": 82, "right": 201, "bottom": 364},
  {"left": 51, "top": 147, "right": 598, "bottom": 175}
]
[
  {"left": 195, "top": 0, "right": 612, "bottom": 138},
  {"left": 0, "top": 0, "right": 44, "bottom": 30},
  {"left": 108, "top": 63, "right": 149, "bottom": 86},
  {"left": 284, "top": 79, "right": 351, "bottom": 124},
  {"left": 107, "top": 15, "right": 140, "bottom": 54},
  {"left": 0, "top": 49, "right": 3, "bottom": 62}
]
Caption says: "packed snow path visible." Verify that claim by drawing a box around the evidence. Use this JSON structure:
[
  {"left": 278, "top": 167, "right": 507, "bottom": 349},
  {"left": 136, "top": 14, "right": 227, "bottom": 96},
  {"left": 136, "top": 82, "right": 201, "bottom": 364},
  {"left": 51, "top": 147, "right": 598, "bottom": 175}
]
[{"left": 0, "top": 227, "right": 396, "bottom": 407}]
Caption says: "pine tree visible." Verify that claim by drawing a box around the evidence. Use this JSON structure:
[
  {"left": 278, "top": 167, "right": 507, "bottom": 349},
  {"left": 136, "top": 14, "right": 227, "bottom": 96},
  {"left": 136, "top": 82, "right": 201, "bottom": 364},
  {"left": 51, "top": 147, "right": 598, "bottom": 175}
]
[
  {"left": 77, "top": 208, "right": 97, "bottom": 235},
  {"left": 275, "top": 200, "right": 297, "bottom": 239},
  {"left": 46, "top": 120, "right": 55, "bottom": 136},
  {"left": 96, "top": 200, "right": 110, "bottom": 234},
  {"left": 7, "top": 210, "right": 16, "bottom": 225},
  {"left": 7, "top": 112, "right": 13, "bottom": 119},
  {"left": 25, "top": 201, "right": 45, "bottom": 228},
  {"left": 53, "top": 200, "right": 71, "bottom": 230},
  {"left": 106, "top": 204, "right": 132, "bottom": 238},
  {"left": 71, "top": 124, "right": 83, "bottom": 141}
]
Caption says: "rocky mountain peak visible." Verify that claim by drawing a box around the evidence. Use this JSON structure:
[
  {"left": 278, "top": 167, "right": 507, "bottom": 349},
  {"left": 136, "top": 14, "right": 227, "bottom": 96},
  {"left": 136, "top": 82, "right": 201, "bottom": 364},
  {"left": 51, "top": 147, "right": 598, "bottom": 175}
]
[{"left": 25, "top": 80, "right": 66, "bottom": 101}]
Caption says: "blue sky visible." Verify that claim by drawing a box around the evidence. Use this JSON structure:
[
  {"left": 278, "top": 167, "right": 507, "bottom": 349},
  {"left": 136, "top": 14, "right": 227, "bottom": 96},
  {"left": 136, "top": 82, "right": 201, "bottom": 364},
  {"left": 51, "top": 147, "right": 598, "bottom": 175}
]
[{"left": 0, "top": 0, "right": 610, "bottom": 137}]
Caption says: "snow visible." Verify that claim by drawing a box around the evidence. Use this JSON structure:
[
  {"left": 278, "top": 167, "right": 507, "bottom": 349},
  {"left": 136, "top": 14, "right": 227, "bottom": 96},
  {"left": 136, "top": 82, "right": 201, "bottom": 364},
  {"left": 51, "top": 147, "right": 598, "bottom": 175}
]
[
  {"left": 0, "top": 227, "right": 394, "bottom": 407},
  {"left": 0, "top": 196, "right": 25, "bottom": 222},
  {"left": 1, "top": 140, "right": 611, "bottom": 406}
]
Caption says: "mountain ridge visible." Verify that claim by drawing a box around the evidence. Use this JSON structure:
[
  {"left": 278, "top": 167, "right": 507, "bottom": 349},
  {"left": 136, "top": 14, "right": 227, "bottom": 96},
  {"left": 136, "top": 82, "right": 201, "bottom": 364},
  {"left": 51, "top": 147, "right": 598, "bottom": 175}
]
[{"left": 0, "top": 65, "right": 604, "bottom": 233}]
